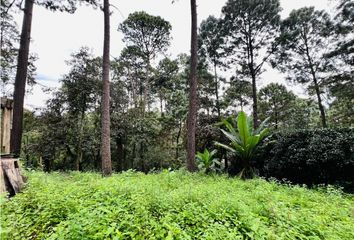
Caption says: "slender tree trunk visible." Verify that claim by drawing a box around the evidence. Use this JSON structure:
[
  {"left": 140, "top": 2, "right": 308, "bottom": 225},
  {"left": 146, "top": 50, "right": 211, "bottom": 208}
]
[
  {"left": 128, "top": 68, "right": 138, "bottom": 108},
  {"left": 10, "top": 0, "right": 34, "bottom": 156},
  {"left": 116, "top": 137, "right": 123, "bottom": 172},
  {"left": 160, "top": 94, "right": 164, "bottom": 117},
  {"left": 76, "top": 112, "right": 85, "bottom": 171},
  {"left": 186, "top": 0, "right": 198, "bottom": 172},
  {"left": 140, "top": 142, "right": 145, "bottom": 172},
  {"left": 247, "top": 31, "right": 258, "bottom": 129},
  {"left": 304, "top": 37, "right": 327, "bottom": 128},
  {"left": 101, "top": 0, "right": 112, "bottom": 176},
  {"left": 213, "top": 62, "right": 220, "bottom": 117},
  {"left": 175, "top": 120, "right": 182, "bottom": 160},
  {"left": 312, "top": 73, "right": 327, "bottom": 128},
  {"left": 143, "top": 59, "right": 152, "bottom": 114},
  {"left": 251, "top": 73, "right": 258, "bottom": 129},
  {"left": 132, "top": 144, "right": 136, "bottom": 169}
]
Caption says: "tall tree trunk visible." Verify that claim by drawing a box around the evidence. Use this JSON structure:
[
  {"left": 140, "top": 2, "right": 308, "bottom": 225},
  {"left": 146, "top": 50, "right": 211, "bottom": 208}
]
[
  {"left": 175, "top": 120, "right": 182, "bottom": 160},
  {"left": 75, "top": 112, "right": 85, "bottom": 171},
  {"left": 304, "top": 36, "right": 327, "bottom": 128},
  {"left": 186, "top": 0, "right": 198, "bottom": 172},
  {"left": 128, "top": 68, "right": 138, "bottom": 108},
  {"left": 140, "top": 142, "right": 145, "bottom": 172},
  {"left": 247, "top": 30, "right": 258, "bottom": 129},
  {"left": 116, "top": 137, "right": 123, "bottom": 172},
  {"left": 10, "top": 0, "right": 34, "bottom": 156},
  {"left": 160, "top": 94, "right": 164, "bottom": 117},
  {"left": 251, "top": 73, "right": 258, "bottom": 129},
  {"left": 101, "top": 0, "right": 112, "bottom": 176},
  {"left": 310, "top": 72, "right": 327, "bottom": 128},
  {"left": 213, "top": 62, "right": 220, "bottom": 117},
  {"left": 142, "top": 59, "right": 152, "bottom": 115}
]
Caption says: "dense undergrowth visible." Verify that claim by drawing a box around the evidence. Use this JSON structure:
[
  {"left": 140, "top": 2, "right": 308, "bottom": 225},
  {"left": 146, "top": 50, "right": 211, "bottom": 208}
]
[{"left": 1, "top": 171, "right": 353, "bottom": 239}]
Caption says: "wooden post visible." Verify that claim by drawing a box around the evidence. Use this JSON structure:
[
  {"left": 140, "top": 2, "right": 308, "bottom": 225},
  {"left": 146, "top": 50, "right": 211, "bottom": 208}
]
[{"left": 1, "top": 97, "right": 13, "bottom": 154}]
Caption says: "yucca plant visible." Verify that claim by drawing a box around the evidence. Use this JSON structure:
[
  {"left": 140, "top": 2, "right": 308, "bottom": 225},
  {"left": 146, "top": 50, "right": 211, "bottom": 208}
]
[
  {"left": 215, "top": 111, "right": 269, "bottom": 179},
  {"left": 195, "top": 149, "right": 221, "bottom": 173}
]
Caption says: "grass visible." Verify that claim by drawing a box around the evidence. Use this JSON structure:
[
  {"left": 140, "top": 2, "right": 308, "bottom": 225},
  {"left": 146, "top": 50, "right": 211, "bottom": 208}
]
[{"left": 1, "top": 170, "right": 353, "bottom": 239}]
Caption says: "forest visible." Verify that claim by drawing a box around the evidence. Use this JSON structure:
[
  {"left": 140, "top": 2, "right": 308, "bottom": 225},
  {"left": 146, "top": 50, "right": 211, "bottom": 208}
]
[{"left": 1, "top": 0, "right": 354, "bottom": 239}]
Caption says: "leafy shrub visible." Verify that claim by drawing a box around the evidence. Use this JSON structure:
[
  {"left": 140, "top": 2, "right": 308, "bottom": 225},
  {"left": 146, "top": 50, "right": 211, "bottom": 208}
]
[
  {"left": 196, "top": 149, "right": 221, "bottom": 173},
  {"left": 257, "top": 128, "right": 354, "bottom": 188},
  {"left": 1, "top": 171, "right": 353, "bottom": 239}
]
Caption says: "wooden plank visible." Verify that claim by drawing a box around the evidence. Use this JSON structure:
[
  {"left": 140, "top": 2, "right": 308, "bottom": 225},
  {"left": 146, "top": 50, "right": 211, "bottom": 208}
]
[
  {"left": 1, "top": 97, "right": 13, "bottom": 154},
  {"left": 0, "top": 158, "right": 25, "bottom": 195},
  {"left": 4, "top": 168, "right": 21, "bottom": 193},
  {"left": 0, "top": 165, "right": 6, "bottom": 193}
]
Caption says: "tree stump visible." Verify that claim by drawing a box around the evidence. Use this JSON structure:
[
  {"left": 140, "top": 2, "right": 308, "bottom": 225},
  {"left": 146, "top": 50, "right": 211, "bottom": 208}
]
[{"left": 0, "top": 157, "right": 25, "bottom": 196}]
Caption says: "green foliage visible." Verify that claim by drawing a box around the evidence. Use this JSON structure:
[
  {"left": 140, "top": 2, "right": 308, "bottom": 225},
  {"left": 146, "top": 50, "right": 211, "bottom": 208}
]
[
  {"left": 273, "top": 7, "right": 334, "bottom": 83},
  {"left": 118, "top": 11, "right": 172, "bottom": 60},
  {"left": 328, "top": 97, "right": 354, "bottom": 127},
  {"left": 221, "top": 0, "right": 281, "bottom": 81},
  {"left": 272, "top": 7, "right": 334, "bottom": 127},
  {"left": 1, "top": 171, "right": 353, "bottom": 239},
  {"left": 223, "top": 77, "right": 252, "bottom": 110},
  {"left": 258, "top": 83, "right": 296, "bottom": 129},
  {"left": 0, "top": 0, "right": 37, "bottom": 94},
  {"left": 199, "top": 16, "right": 225, "bottom": 66},
  {"left": 326, "top": 0, "right": 353, "bottom": 65},
  {"left": 195, "top": 149, "right": 220, "bottom": 173},
  {"left": 257, "top": 128, "right": 354, "bottom": 189},
  {"left": 215, "top": 111, "right": 269, "bottom": 178},
  {"left": 285, "top": 98, "right": 320, "bottom": 129}
]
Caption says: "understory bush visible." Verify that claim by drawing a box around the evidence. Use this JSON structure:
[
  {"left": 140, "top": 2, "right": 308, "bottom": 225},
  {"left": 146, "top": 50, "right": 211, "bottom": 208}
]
[
  {"left": 256, "top": 128, "right": 354, "bottom": 189},
  {"left": 1, "top": 171, "right": 353, "bottom": 239}
]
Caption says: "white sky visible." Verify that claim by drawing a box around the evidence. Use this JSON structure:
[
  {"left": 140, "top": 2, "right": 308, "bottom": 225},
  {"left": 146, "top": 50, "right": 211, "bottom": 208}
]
[{"left": 12, "top": 0, "right": 332, "bottom": 110}]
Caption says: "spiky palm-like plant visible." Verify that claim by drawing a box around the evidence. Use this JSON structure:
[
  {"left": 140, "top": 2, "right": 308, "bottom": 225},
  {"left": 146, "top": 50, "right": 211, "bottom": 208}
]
[{"left": 215, "top": 111, "right": 269, "bottom": 179}]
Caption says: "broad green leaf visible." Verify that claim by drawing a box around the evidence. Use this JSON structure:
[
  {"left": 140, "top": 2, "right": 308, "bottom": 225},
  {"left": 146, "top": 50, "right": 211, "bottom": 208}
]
[
  {"left": 210, "top": 149, "right": 218, "bottom": 156},
  {"left": 220, "top": 129, "right": 239, "bottom": 144},
  {"left": 259, "top": 128, "right": 269, "bottom": 140},
  {"left": 222, "top": 119, "right": 237, "bottom": 136},
  {"left": 237, "top": 111, "right": 250, "bottom": 145},
  {"left": 215, "top": 142, "right": 236, "bottom": 153},
  {"left": 255, "top": 117, "right": 270, "bottom": 135}
]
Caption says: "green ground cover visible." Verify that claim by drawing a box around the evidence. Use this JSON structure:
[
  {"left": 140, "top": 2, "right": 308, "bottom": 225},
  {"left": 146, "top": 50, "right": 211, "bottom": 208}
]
[{"left": 1, "top": 171, "right": 353, "bottom": 239}]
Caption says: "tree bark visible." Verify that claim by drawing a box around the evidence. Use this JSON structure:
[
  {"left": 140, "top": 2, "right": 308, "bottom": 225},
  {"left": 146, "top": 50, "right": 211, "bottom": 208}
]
[
  {"left": 213, "top": 62, "right": 220, "bottom": 117},
  {"left": 186, "top": 0, "right": 198, "bottom": 172},
  {"left": 246, "top": 27, "right": 258, "bottom": 129},
  {"left": 116, "top": 137, "right": 123, "bottom": 172},
  {"left": 160, "top": 94, "right": 164, "bottom": 117},
  {"left": 248, "top": 39, "right": 258, "bottom": 129},
  {"left": 10, "top": 0, "right": 34, "bottom": 156},
  {"left": 101, "top": 0, "right": 112, "bottom": 176},
  {"left": 75, "top": 112, "right": 85, "bottom": 171},
  {"left": 175, "top": 120, "right": 182, "bottom": 160},
  {"left": 304, "top": 35, "right": 327, "bottom": 128},
  {"left": 312, "top": 76, "right": 327, "bottom": 128},
  {"left": 251, "top": 73, "right": 258, "bottom": 129}
]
